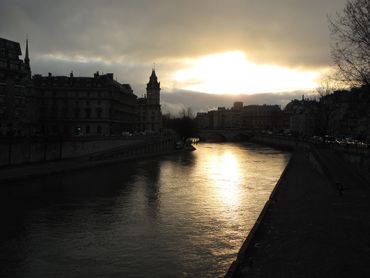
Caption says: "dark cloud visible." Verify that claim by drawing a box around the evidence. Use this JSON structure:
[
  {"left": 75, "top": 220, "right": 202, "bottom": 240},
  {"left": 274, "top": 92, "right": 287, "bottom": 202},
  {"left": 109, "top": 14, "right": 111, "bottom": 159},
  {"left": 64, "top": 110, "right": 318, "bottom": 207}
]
[
  {"left": 0, "top": 0, "right": 347, "bottom": 100},
  {"left": 1, "top": 0, "right": 346, "bottom": 65}
]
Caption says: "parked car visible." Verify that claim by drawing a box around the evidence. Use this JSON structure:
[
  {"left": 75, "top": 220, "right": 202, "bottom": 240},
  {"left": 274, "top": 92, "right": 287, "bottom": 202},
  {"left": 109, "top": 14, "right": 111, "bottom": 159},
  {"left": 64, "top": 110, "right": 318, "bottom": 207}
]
[{"left": 122, "top": 131, "right": 132, "bottom": 137}]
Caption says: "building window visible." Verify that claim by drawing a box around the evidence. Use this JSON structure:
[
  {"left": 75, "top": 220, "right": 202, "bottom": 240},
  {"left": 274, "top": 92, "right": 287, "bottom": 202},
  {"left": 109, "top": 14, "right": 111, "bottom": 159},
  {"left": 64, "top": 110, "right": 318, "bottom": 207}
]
[
  {"left": 97, "top": 125, "right": 102, "bottom": 135},
  {"left": 86, "top": 125, "right": 90, "bottom": 134},
  {"left": 74, "top": 108, "right": 80, "bottom": 118},
  {"left": 63, "top": 108, "right": 68, "bottom": 117},
  {"left": 96, "top": 108, "right": 102, "bottom": 118},
  {"left": 85, "top": 108, "right": 91, "bottom": 118}
]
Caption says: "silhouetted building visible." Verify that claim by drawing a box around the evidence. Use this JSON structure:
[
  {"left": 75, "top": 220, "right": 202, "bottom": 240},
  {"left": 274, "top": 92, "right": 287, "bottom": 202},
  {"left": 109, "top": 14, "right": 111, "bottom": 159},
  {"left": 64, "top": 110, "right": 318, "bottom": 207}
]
[
  {"left": 0, "top": 37, "right": 35, "bottom": 136},
  {"left": 137, "top": 69, "right": 162, "bottom": 133},
  {"left": 241, "top": 104, "right": 282, "bottom": 130},
  {"left": 1, "top": 37, "right": 166, "bottom": 138},
  {"left": 230, "top": 102, "right": 243, "bottom": 128},
  {"left": 33, "top": 72, "right": 137, "bottom": 136},
  {"left": 320, "top": 87, "right": 370, "bottom": 140},
  {"left": 233, "top": 101, "right": 243, "bottom": 110},
  {"left": 194, "top": 112, "right": 209, "bottom": 129},
  {"left": 195, "top": 103, "right": 284, "bottom": 131},
  {"left": 285, "top": 97, "right": 319, "bottom": 136}
]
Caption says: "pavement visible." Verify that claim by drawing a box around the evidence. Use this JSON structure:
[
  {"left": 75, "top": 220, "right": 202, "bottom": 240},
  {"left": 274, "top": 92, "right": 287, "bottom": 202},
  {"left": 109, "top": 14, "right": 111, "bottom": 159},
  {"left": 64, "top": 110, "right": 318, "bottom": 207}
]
[{"left": 229, "top": 148, "right": 370, "bottom": 277}]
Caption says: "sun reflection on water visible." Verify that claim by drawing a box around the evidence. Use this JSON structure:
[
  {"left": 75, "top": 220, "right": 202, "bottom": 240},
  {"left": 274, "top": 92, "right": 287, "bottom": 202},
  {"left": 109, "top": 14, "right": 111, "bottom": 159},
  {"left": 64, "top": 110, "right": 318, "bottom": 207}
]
[{"left": 207, "top": 151, "right": 243, "bottom": 207}]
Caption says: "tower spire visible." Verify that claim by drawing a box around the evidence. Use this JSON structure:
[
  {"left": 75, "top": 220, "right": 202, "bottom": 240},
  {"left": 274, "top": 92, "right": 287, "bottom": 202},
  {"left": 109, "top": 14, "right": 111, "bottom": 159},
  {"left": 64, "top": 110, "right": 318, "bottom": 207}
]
[
  {"left": 24, "top": 35, "right": 31, "bottom": 78},
  {"left": 25, "top": 36, "right": 29, "bottom": 60}
]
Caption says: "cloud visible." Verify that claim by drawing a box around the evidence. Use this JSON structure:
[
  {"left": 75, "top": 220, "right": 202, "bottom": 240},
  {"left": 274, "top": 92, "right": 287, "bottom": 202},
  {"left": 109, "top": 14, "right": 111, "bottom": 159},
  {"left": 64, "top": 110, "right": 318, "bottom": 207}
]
[
  {"left": 0, "top": 0, "right": 348, "bottom": 103},
  {"left": 1, "top": 0, "right": 347, "bottom": 67}
]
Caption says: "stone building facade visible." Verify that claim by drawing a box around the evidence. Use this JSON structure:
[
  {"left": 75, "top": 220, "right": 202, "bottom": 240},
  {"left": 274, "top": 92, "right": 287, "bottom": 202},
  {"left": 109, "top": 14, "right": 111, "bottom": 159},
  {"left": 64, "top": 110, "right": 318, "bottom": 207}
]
[
  {"left": 284, "top": 97, "right": 320, "bottom": 136},
  {"left": 242, "top": 104, "right": 282, "bottom": 130},
  {"left": 33, "top": 72, "right": 137, "bottom": 136},
  {"left": 0, "top": 37, "right": 35, "bottom": 136},
  {"left": 321, "top": 87, "right": 370, "bottom": 140},
  {"left": 0, "top": 37, "right": 165, "bottom": 138},
  {"left": 195, "top": 102, "right": 285, "bottom": 131}
]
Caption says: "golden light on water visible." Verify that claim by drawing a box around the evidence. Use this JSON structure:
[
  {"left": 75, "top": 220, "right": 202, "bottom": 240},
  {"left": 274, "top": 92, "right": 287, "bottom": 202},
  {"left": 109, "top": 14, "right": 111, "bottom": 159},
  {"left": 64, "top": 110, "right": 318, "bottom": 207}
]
[
  {"left": 172, "top": 51, "right": 322, "bottom": 94},
  {"left": 208, "top": 151, "right": 242, "bottom": 207}
]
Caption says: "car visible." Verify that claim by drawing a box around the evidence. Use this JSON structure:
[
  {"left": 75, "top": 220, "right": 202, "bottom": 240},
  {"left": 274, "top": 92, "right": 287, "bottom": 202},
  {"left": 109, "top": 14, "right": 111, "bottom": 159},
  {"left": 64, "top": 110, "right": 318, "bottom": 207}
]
[{"left": 324, "top": 135, "right": 336, "bottom": 143}]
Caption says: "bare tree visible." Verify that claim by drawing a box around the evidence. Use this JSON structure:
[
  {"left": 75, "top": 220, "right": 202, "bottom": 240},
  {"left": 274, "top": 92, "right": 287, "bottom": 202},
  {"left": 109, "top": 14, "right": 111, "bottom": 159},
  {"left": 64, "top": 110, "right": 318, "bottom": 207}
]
[
  {"left": 328, "top": 0, "right": 370, "bottom": 87},
  {"left": 180, "top": 107, "right": 194, "bottom": 119},
  {"left": 315, "top": 71, "right": 346, "bottom": 98},
  {"left": 314, "top": 75, "right": 341, "bottom": 135}
]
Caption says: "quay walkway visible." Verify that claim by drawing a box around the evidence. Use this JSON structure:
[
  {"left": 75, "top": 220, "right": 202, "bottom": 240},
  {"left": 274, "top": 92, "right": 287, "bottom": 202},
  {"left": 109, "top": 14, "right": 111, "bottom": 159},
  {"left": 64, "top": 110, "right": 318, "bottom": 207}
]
[{"left": 228, "top": 148, "right": 370, "bottom": 277}]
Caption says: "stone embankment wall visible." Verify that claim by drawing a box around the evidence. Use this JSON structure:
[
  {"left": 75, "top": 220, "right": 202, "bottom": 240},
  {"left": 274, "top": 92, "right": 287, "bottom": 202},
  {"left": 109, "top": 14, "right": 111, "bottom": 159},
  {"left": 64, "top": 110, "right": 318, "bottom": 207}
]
[
  {"left": 250, "top": 134, "right": 307, "bottom": 150},
  {"left": 335, "top": 149, "right": 370, "bottom": 182},
  {"left": 0, "top": 136, "right": 167, "bottom": 167},
  {"left": 88, "top": 136, "right": 179, "bottom": 162}
]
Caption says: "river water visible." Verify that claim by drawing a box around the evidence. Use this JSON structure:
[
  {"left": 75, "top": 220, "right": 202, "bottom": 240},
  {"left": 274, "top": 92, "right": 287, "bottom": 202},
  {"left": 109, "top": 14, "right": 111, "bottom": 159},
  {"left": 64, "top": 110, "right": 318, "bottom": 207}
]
[{"left": 0, "top": 143, "right": 290, "bottom": 277}]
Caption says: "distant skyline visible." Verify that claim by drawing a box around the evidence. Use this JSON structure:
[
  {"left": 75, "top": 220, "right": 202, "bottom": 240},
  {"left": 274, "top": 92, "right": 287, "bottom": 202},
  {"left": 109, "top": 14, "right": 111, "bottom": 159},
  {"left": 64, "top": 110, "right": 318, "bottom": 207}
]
[
  {"left": 161, "top": 90, "right": 317, "bottom": 116},
  {"left": 0, "top": 0, "right": 347, "bottom": 112}
]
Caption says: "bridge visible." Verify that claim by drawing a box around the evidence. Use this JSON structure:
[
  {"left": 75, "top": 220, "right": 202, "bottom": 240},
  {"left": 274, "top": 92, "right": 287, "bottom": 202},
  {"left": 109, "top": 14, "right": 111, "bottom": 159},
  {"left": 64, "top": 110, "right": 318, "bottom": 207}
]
[{"left": 197, "top": 129, "right": 254, "bottom": 142}]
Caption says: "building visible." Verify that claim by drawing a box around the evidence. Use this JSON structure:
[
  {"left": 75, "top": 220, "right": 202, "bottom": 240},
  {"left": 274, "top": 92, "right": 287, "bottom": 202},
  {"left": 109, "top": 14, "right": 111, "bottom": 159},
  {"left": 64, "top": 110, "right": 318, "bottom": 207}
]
[
  {"left": 284, "top": 97, "right": 320, "bottom": 136},
  {"left": 137, "top": 69, "right": 162, "bottom": 133},
  {"left": 33, "top": 72, "right": 137, "bottom": 136},
  {"left": 195, "top": 102, "right": 284, "bottom": 131},
  {"left": 0, "top": 37, "right": 165, "bottom": 138},
  {"left": 0, "top": 37, "right": 34, "bottom": 136},
  {"left": 321, "top": 87, "right": 370, "bottom": 140},
  {"left": 194, "top": 112, "right": 209, "bottom": 129},
  {"left": 241, "top": 104, "right": 282, "bottom": 131},
  {"left": 0, "top": 38, "right": 162, "bottom": 137}
]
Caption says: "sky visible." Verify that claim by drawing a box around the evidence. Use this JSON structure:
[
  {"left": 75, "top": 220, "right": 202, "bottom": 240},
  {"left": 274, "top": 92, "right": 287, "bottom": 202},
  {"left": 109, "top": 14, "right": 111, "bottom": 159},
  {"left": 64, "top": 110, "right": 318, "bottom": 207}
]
[{"left": 0, "top": 0, "right": 348, "bottom": 114}]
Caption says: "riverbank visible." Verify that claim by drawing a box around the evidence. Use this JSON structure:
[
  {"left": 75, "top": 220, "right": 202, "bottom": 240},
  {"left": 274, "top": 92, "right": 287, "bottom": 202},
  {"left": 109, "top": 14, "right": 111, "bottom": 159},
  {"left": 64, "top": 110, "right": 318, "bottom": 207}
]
[
  {"left": 0, "top": 139, "right": 195, "bottom": 184},
  {"left": 226, "top": 147, "right": 370, "bottom": 277}
]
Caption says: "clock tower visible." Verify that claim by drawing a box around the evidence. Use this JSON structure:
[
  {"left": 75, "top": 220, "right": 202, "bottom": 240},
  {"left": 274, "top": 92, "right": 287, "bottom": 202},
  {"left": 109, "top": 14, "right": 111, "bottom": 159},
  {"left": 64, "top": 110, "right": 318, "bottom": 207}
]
[{"left": 146, "top": 69, "right": 160, "bottom": 105}]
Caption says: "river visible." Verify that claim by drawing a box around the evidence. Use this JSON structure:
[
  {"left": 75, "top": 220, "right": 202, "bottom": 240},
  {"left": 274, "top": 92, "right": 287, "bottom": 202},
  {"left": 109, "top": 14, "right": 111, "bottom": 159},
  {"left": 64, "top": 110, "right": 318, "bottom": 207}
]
[{"left": 0, "top": 142, "right": 290, "bottom": 277}]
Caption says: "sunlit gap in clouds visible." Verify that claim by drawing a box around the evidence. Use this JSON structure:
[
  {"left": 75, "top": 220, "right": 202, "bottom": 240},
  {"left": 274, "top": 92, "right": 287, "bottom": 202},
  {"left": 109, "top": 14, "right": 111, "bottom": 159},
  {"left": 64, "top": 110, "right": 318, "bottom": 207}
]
[{"left": 172, "top": 51, "right": 324, "bottom": 95}]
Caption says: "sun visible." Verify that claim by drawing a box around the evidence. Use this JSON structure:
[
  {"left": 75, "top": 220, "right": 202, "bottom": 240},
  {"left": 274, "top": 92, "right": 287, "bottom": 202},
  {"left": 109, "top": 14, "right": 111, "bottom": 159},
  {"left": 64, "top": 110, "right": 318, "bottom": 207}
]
[{"left": 172, "top": 51, "right": 322, "bottom": 95}]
